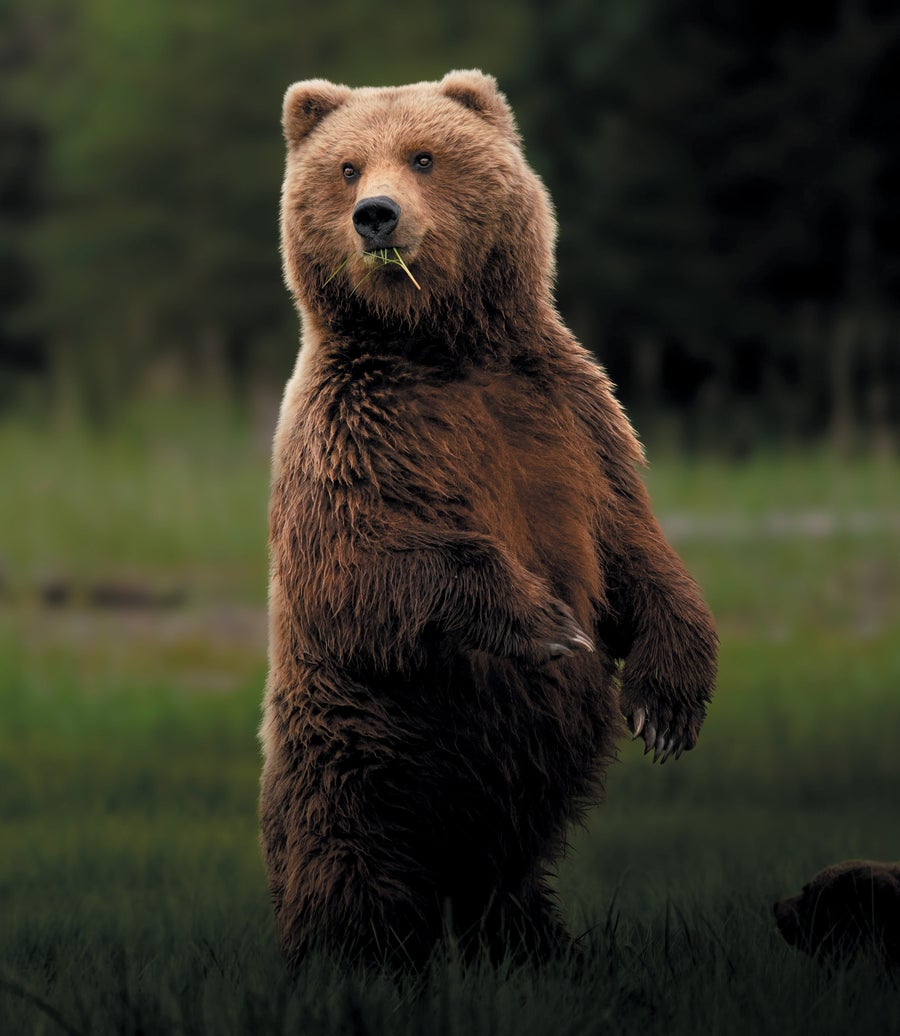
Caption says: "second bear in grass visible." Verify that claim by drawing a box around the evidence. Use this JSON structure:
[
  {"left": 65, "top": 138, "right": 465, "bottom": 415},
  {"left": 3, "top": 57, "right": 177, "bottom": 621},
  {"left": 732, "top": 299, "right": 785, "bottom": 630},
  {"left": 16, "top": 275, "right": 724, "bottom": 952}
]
[
  {"left": 260, "top": 69, "right": 718, "bottom": 968},
  {"left": 775, "top": 860, "right": 900, "bottom": 968}
]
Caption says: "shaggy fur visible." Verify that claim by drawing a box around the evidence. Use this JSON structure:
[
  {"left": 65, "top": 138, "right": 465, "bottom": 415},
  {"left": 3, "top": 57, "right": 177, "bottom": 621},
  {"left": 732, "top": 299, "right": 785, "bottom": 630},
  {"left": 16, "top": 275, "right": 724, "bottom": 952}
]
[
  {"left": 259, "top": 69, "right": 717, "bottom": 969},
  {"left": 774, "top": 860, "right": 900, "bottom": 968}
]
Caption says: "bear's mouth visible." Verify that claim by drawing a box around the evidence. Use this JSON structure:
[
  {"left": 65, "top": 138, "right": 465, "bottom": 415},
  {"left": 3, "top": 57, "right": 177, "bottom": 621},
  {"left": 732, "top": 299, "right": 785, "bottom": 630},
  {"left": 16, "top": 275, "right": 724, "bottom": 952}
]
[
  {"left": 361, "top": 247, "right": 421, "bottom": 290},
  {"left": 323, "top": 247, "right": 423, "bottom": 295}
]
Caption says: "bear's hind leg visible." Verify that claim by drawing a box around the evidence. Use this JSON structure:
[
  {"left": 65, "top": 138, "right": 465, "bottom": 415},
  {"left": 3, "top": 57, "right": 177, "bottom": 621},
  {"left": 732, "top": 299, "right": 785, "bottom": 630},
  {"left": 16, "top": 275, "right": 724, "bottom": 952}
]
[
  {"left": 454, "top": 878, "right": 575, "bottom": 966},
  {"left": 264, "top": 823, "right": 445, "bottom": 971}
]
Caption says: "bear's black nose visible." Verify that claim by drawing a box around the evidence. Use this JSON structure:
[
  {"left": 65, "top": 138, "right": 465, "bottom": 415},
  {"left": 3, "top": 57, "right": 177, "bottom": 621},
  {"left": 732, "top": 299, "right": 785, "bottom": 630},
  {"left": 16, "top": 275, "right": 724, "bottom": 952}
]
[{"left": 353, "top": 196, "right": 401, "bottom": 244}]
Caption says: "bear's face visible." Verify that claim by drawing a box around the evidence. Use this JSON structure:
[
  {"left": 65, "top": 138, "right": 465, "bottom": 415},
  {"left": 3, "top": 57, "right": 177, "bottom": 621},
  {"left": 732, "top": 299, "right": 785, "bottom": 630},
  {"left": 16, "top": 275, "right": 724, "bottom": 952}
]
[{"left": 280, "top": 71, "right": 555, "bottom": 329}]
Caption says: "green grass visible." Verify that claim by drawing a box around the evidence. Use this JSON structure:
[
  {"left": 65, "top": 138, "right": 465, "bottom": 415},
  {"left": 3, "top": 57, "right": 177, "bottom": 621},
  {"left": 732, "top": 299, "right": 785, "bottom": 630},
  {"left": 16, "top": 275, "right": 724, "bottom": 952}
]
[
  {"left": 2, "top": 405, "right": 900, "bottom": 1034},
  {"left": 0, "top": 400, "right": 270, "bottom": 604}
]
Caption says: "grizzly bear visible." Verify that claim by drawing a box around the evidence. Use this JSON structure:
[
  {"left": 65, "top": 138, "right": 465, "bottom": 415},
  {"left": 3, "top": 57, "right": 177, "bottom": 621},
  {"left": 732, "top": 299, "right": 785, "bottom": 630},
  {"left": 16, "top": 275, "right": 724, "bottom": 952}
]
[
  {"left": 259, "top": 69, "right": 717, "bottom": 969},
  {"left": 774, "top": 861, "right": 900, "bottom": 968}
]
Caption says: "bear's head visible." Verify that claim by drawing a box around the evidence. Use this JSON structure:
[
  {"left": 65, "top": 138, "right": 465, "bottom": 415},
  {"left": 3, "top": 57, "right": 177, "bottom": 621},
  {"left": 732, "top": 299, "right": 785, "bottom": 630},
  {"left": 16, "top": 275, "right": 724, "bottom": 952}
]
[
  {"left": 279, "top": 70, "right": 557, "bottom": 338},
  {"left": 774, "top": 860, "right": 900, "bottom": 967}
]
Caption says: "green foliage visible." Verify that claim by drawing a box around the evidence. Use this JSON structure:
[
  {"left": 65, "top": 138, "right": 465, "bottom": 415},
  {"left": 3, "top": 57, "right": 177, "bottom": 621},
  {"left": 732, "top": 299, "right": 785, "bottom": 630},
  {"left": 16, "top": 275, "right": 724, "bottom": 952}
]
[{"left": 0, "top": 400, "right": 269, "bottom": 602}]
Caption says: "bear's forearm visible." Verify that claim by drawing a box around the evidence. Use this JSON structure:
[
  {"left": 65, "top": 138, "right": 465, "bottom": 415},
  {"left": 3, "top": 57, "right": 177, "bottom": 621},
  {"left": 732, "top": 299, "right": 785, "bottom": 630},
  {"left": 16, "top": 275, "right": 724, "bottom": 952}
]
[
  {"left": 600, "top": 523, "right": 717, "bottom": 752},
  {"left": 395, "top": 529, "right": 599, "bottom": 665},
  {"left": 617, "top": 574, "right": 717, "bottom": 699},
  {"left": 273, "top": 528, "right": 588, "bottom": 671},
  {"left": 602, "top": 522, "right": 716, "bottom": 677}
]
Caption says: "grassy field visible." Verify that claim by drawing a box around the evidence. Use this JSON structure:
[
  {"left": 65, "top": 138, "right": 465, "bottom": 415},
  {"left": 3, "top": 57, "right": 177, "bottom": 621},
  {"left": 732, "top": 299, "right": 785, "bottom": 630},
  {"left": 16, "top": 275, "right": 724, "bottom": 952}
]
[{"left": 2, "top": 405, "right": 899, "bottom": 1034}]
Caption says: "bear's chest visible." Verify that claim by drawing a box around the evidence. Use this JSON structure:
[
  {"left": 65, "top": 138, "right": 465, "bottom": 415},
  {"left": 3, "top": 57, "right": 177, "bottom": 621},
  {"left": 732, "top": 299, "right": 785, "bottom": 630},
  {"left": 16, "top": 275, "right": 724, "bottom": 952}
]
[
  {"left": 277, "top": 361, "right": 599, "bottom": 574},
  {"left": 293, "top": 364, "right": 492, "bottom": 521}
]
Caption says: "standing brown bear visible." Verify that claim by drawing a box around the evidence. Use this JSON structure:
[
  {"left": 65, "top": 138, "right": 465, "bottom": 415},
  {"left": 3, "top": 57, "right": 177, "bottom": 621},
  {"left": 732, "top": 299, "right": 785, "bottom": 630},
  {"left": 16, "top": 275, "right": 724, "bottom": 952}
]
[{"left": 260, "top": 69, "right": 717, "bottom": 969}]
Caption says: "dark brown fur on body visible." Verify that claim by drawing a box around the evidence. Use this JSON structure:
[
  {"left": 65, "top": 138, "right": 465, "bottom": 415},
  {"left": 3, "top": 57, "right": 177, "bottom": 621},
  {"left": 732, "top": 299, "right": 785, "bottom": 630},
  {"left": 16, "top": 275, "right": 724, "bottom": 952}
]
[
  {"left": 260, "top": 70, "right": 717, "bottom": 969},
  {"left": 774, "top": 861, "right": 900, "bottom": 969}
]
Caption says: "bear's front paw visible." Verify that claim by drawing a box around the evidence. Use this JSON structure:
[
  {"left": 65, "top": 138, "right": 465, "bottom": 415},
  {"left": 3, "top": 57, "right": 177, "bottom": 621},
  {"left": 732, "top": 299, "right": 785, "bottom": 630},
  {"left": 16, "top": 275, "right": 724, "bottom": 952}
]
[
  {"left": 625, "top": 700, "right": 706, "bottom": 765},
  {"left": 528, "top": 599, "right": 595, "bottom": 665}
]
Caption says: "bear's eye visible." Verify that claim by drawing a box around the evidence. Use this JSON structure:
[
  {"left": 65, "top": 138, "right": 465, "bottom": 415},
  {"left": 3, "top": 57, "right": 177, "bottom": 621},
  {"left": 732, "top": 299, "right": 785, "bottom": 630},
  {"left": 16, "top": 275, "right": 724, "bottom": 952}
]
[
  {"left": 341, "top": 162, "right": 359, "bottom": 181},
  {"left": 412, "top": 152, "right": 433, "bottom": 172}
]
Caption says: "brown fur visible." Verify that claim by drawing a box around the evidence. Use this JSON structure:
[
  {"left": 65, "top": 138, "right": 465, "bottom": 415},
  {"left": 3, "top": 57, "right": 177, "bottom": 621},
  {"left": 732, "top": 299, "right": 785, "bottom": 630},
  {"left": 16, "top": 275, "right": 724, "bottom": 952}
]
[
  {"left": 774, "top": 860, "right": 900, "bottom": 968},
  {"left": 259, "top": 70, "right": 717, "bottom": 969}
]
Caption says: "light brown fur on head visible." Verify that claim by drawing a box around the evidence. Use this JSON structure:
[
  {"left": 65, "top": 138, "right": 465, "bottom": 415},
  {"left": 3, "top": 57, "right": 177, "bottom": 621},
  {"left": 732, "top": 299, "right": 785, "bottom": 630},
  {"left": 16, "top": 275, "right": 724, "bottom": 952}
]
[
  {"left": 774, "top": 860, "right": 900, "bottom": 968},
  {"left": 279, "top": 70, "right": 556, "bottom": 337}
]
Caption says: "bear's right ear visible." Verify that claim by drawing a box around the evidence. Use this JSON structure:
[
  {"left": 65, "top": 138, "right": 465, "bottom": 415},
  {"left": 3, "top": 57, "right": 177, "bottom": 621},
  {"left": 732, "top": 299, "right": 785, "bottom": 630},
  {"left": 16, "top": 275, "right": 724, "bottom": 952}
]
[
  {"left": 439, "top": 70, "right": 519, "bottom": 142},
  {"left": 282, "top": 79, "right": 352, "bottom": 146}
]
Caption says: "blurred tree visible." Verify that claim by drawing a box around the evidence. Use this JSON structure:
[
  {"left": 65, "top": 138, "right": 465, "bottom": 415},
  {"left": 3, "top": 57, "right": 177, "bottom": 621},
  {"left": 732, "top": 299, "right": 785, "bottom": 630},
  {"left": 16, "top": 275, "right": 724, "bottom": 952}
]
[
  {"left": 17, "top": 0, "right": 296, "bottom": 416},
  {"left": 516, "top": 0, "right": 900, "bottom": 450},
  {"left": 691, "top": 0, "right": 900, "bottom": 451},
  {"left": 0, "top": 2, "right": 45, "bottom": 405}
]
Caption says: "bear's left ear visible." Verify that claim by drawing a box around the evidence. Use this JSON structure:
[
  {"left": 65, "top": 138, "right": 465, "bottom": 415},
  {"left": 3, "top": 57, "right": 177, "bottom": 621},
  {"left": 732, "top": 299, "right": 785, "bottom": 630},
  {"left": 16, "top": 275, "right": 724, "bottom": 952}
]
[
  {"left": 283, "top": 79, "right": 352, "bottom": 147},
  {"left": 439, "top": 70, "right": 519, "bottom": 142}
]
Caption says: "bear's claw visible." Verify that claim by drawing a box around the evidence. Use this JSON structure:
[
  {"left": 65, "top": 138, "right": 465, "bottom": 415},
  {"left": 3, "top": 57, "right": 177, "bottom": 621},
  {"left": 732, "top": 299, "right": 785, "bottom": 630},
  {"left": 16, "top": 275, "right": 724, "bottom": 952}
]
[
  {"left": 570, "top": 631, "right": 596, "bottom": 653},
  {"left": 642, "top": 722, "right": 656, "bottom": 754},
  {"left": 534, "top": 600, "right": 595, "bottom": 663},
  {"left": 627, "top": 707, "right": 694, "bottom": 764},
  {"left": 547, "top": 642, "right": 574, "bottom": 659}
]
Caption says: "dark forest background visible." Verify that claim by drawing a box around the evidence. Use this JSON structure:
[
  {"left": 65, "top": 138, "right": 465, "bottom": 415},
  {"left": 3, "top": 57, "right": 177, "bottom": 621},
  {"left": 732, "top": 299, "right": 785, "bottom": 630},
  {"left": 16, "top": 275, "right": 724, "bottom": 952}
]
[{"left": 2, "top": 0, "right": 899, "bottom": 453}]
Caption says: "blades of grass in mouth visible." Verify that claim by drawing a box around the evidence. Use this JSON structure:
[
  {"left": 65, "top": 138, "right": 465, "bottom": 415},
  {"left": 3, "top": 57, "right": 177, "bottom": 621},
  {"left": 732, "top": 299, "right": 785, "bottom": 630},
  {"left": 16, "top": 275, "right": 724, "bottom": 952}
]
[
  {"left": 362, "top": 248, "right": 421, "bottom": 290},
  {"left": 323, "top": 255, "right": 350, "bottom": 286},
  {"left": 390, "top": 248, "right": 421, "bottom": 290},
  {"left": 351, "top": 268, "right": 375, "bottom": 294}
]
